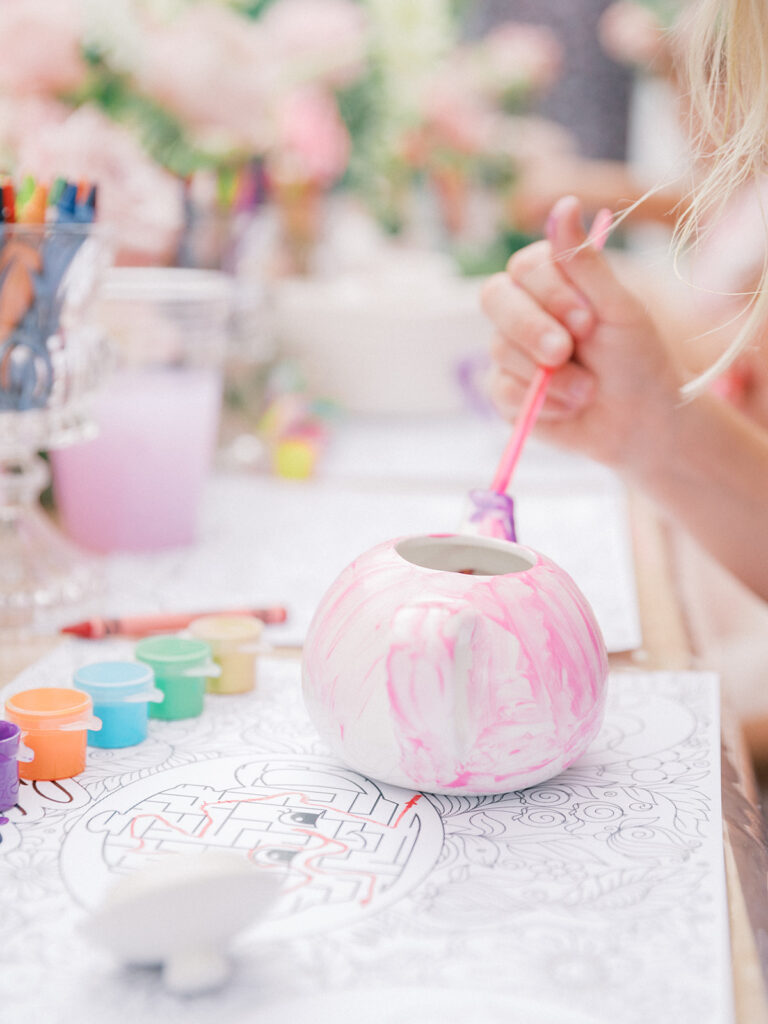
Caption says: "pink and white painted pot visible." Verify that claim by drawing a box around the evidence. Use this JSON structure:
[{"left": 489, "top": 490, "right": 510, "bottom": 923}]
[{"left": 302, "top": 533, "right": 608, "bottom": 795}]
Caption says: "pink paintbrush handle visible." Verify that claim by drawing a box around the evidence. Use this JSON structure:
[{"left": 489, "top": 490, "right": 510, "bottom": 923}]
[
  {"left": 490, "top": 365, "right": 553, "bottom": 493},
  {"left": 488, "top": 207, "right": 611, "bottom": 496}
]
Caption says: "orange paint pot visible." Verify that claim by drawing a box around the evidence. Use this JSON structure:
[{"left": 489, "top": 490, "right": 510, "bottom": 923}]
[{"left": 4, "top": 687, "right": 101, "bottom": 781}]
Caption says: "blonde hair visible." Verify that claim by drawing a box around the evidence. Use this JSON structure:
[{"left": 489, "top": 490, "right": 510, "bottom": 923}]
[{"left": 676, "top": 0, "right": 768, "bottom": 395}]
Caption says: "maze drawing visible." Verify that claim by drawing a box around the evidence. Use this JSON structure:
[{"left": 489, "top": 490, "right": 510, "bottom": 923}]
[{"left": 60, "top": 755, "right": 445, "bottom": 937}]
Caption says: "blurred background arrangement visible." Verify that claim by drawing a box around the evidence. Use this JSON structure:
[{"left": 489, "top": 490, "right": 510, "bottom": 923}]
[
  {"left": 0, "top": 0, "right": 694, "bottom": 628},
  {"left": 0, "top": 0, "right": 688, "bottom": 420},
  {"left": 0, "top": 0, "right": 686, "bottom": 397},
  {"left": 17, "top": 0, "right": 768, "bottom": 739},
  {"left": 0, "top": 0, "right": 572, "bottom": 267}
]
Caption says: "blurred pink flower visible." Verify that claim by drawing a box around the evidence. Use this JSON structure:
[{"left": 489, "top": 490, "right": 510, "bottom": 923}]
[
  {"left": 136, "top": 2, "right": 272, "bottom": 155},
  {"left": 0, "top": 95, "right": 70, "bottom": 156},
  {"left": 406, "top": 18, "right": 563, "bottom": 168},
  {"left": 268, "top": 86, "right": 350, "bottom": 187},
  {"left": 493, "top": 114, "right": 577, "bottom": 167},
  {"left": 472, "top": 22, "right": 562, "bottom": 100},
  {"left": 421, "top": 78, "right": 494, "bottom": 156},
  {"left": 0, "top": 0, "right": 87, "bottom": 97},
  {"left": 260, "top": 0, "right": 368, "bottom": 89},
  {"left": 598, "top": 2, "right": 669, "bottom": 68},
  {"left": 17, "top": 105, "right": 184, "bottom": 263}
]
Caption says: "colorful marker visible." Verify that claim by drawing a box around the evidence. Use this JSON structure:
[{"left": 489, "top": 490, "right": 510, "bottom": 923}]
[
  {"left": 1, "top": 180, "right": 15, "bottom": 223},
  {"left": 18, "top": 183, "right": 49, "bottom": 224},
  {"left": 55, "top": 182, "right": 77, "bottom": 222}
]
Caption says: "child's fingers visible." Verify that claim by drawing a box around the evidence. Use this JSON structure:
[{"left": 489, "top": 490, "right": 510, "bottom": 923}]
[
  {"left": 547, "top": 195, "right": 641, "bottom": 326},
  {"left": 481, "top": 272, "right": 574, "bottom": 369},
  {"left": 491, "top": 367, "right": 593, "bottom": 422},
  {"left": 489, "top": 334, "right": 596, "bottom": 413},
  {"left": 505, "top": 241, "right": 595, "bottom": 340},
  {"left": 489, "top": 331, "right": 538, "bottom": 380}
]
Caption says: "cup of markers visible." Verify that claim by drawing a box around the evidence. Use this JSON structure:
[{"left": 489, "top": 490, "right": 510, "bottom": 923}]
[{"left": 0, "top": 175, "right": 103, "bottom": 417}]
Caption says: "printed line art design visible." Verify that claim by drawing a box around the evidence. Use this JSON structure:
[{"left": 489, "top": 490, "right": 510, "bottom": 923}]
[
  {"left": 0, "top": 648, "right": 727, "bottom": 1024},
  {"left": 61, "top": 755, "right": 445, "bottom": 936}
]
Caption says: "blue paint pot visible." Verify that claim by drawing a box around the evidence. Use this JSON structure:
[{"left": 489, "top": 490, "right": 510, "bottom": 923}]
[{"left": 73, "top": 662, "right": 163, "bottom": 748}]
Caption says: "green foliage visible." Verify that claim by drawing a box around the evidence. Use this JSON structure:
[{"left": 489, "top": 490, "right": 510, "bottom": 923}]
[
  {"left": 452, "top": 227, "right": 538, "bottom": 277},
  {"left": 336, "top": 71, "right": 381, "bottom": 162},
  {"left": 448, "top": 0, "right": 474, "bottom": 21},
  {"left": 230, "top": 0, "right": 281, "bottom": 18},
  {"left": 336, "top": 62, "right": 416, "bottom": 234},
  {"left": 632, "top": 0, "right": 680, "bottom": 27},
  {"left": 72, "top": 51, "right": 222, "bottom": 177}
]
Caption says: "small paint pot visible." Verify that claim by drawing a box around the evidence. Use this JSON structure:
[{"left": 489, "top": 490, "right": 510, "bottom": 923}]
[
  {"left": 4, "top": 688, "right": 102, "bottom": 781},
  {"left": 0, "top": 721, "right": 33, "bottom": 811},
  {"left": 135, "top": 635, "right": 218, "bottom": 721},
  {"left": 73, "top": 662, "right": 164, "bottom": 748},
  {"left": 187, "top": 615, "right": 264, "bottom": 694}
]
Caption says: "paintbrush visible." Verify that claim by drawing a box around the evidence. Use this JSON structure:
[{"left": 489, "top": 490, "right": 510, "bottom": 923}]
[{"left": 466, "top": 206, "right": 612, "bottom": 542}]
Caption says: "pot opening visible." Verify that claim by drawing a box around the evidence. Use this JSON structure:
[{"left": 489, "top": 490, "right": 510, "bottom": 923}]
[{"left": 395, "top": 535, "right": 536, "bottom": 576}]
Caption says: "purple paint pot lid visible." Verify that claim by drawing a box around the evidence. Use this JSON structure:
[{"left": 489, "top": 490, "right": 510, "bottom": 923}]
[
  {"left": 0, "top": 719, "right": 31, "bottom": 764},
  {"left": 0, "top": 719, "right": 21, "bottom": 741},
  {"left": 0, "top": 719, "right": 21, "bottom": 756}
]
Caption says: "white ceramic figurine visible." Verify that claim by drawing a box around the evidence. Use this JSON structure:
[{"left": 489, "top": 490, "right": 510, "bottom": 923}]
[{"left": 83, "top": 850, "right": 282, "bottom": 994}]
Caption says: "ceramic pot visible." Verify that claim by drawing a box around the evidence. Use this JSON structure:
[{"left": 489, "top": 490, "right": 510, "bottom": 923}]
[{"left": 302, "top": 533, "right": 608, "bottom": 794}]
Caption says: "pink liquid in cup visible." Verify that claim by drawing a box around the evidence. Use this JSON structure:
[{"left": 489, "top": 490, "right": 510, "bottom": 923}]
[{"left": 52, "top": 368, "right": 222, "bottom": 552}]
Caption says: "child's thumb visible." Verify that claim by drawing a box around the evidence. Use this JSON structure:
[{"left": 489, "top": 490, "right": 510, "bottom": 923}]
[{"left": 546, "top": 195, "right": 632, "bottom": 324}]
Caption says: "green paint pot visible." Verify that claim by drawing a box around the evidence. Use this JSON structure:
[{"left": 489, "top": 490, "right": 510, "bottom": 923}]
[{"left": 135, "top": 635, "right": 215, "bottom": 720}]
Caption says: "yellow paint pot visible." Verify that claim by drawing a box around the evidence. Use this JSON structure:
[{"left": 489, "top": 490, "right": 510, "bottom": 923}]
[{"left": 187, "top": 615, "right": 264, "bottom": 694}]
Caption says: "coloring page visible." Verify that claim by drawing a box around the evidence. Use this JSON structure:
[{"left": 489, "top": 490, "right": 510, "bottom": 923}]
[{"left": 0, "top": 645, "right": 729, "bottom": 1024}]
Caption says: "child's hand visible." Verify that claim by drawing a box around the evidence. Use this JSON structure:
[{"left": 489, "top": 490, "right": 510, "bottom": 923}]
[{"left": 482, "top": 195, "right": 682, "bottom": 476}]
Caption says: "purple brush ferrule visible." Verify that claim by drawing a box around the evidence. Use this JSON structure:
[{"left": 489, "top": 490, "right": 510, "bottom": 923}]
[{"left": 467, "top": 489, "right": 517, "bottom": 542}]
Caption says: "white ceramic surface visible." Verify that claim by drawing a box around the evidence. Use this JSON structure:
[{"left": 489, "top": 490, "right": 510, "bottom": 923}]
[
  {"left": 82, "top": 851, "right": 281, "bottom": 994},
  {"left": 302, "top": 533, "right": 609, "bottom": 794}
]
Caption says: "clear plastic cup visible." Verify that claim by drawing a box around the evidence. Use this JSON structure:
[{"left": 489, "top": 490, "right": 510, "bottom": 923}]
[
  {"left": 135, "top": 635, "right": 218, "bottom": 720},
  {"left": 51, "top": 267, "right": 234, "bottom": 552},
  {"left": 4, "top": 688, "right": 101, "bottom": 780},
  {"left": 187, "top": 614, "right": 264, "bottom": 694},
  {"left": 73, "top": 661, "right": 164, "bottom": 748}
]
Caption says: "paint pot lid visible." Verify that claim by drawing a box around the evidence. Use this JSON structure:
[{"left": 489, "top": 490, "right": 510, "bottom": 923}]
[
  {"left": 74, "top": 661, "right": 155, "bottom": 702},
  {"left": 0, "top": 719, "right": 21, "bottom": 752},
  {"left": 135, "top": 635, "right": 211, "bottom": 666},
  {"left": 4, "top": 687, "right": 93, "bottom": 730},
  {"left": 187, "top": 614, "right": 262, "bottom": 652}
]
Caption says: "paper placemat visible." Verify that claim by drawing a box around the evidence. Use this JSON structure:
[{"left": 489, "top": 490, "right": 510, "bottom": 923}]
[
  {"left": 102, "top": 470, "right": 641, "bottom": 653},
  {"left": 0, "top": 647, "right": 730, "bottom": 1024}
]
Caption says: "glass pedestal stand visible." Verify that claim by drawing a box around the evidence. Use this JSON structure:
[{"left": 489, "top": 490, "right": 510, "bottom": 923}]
[
  {"left": 0, "top": 452, "right": 102, "bottom": 637},
  {"left": 0, "top": 222, "right": 111, "bottom": 640}
]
